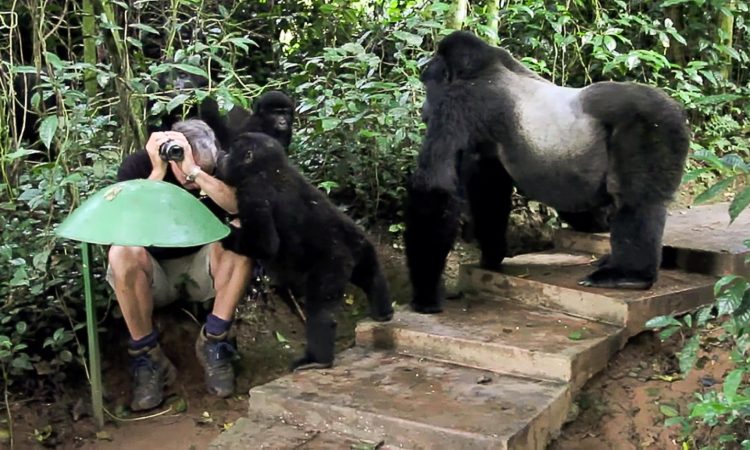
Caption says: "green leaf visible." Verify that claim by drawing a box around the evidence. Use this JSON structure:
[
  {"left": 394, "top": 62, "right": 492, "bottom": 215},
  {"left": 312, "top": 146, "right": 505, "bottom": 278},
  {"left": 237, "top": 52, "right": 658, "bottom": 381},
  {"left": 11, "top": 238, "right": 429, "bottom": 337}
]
[
  {"left": 172, "top": 397, "right": 188, "bottom": 413},
  {"left": 171, "top": 64, "right": 209, "bottom": 79},
  {"left": 166, "top": 94, "right": 189, "bottom": 113},
  {"left": 59, "top": 350, "right": 73, "bottom": 363},
  {"left": 678, "top": 335, "right": 700, "bottom": 374},
  {"left": 695, "top": 177, "right": 734, "bottom": 204},
  {"left": 39, "top": 115, "right": 59, "bottom": 150},
  {"left": 1, "top": 148, "right": 44, "bottom": 161},
  {"left": 274, "top": 331, "right": 288, "bottom": 343},
  {"left": 321, "top": 118, "right": 341, "bottom": 131},
  {"left": 730, "top": 187, "right": 750, "bottom": 223},
  {"left": 645, "top": 315, "right": 681, "bottom": 329},
  {"left": 723, "top": 369, "right": 744, "bottom": 402},
  {"left": 568, "top": 330, "right": 583, "bottom": 340},
  {"left": 15, "top": 321, "right": 27, "bottom": 335},
  {"left": 664, "top": 417, "right": 684, "bottom": 427},
  {"left": 45, "top": 52, "right": 64, "bottom": 70},
  {"left": 128, "top": 23, "right": 159, "bottom": 35},
  {"left": 715, "top": 275, "right": 742, "bottom": 296},
  {"left": 660, "top": 404, "right": 679, "bottom": 417},
  {"left": 393, "top": 31, "right": 423, "bottom": 47},
  {"left": 659, "top": 326, "right": 681, "bottom": 341}
]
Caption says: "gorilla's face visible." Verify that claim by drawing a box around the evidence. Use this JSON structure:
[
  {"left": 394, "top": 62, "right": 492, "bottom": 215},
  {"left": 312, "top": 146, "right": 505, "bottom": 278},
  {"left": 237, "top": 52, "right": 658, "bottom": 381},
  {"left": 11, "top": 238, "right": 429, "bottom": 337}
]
[{"left": 217, "top": 132, "right": 283, "bottom": 187}]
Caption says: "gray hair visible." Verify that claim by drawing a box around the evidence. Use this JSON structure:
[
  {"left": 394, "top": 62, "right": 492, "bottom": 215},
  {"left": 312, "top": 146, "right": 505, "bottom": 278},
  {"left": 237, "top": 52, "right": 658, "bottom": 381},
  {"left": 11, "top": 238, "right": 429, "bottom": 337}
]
[{"left": 171, "top": 119, "right": 220, "bottom": 173}]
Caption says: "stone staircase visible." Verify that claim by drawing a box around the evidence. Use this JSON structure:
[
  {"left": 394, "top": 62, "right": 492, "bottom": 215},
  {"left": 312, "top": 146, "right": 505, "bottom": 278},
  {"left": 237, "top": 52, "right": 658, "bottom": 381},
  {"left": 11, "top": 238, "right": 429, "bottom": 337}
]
[{"left": 209, "top": 203, "right": 749, "bottom": 450}]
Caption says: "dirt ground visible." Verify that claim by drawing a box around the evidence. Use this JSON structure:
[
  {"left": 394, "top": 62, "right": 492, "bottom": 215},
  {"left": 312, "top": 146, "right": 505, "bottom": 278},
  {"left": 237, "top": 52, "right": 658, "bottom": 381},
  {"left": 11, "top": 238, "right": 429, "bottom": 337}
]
[
  {"left": 2, "top": 206, "right": 735, "bottom": 450},
  {"left": 549, "top": 326, "right": 738, "bottom": 450}
]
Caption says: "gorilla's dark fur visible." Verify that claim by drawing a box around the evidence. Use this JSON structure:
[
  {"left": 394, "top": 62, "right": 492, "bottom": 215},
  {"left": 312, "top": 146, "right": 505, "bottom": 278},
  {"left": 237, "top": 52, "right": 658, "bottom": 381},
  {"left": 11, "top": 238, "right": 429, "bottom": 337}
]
[
  {"left": 227, "top": 91, "right": 294, "bottom": 152},
  {"left": 408, "top": 31, "right": 689, "bottom": 313},
  {"left": 218, "top": 132, "right": 393, "bottom": 370}
]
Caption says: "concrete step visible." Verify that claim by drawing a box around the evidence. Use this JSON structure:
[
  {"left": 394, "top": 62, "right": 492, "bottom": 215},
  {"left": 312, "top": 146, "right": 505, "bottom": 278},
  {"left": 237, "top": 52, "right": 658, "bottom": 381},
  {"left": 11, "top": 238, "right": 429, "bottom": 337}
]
[
  {"left": 209, "top": 417, "right": 394, "bottom": 449},
  {"left": 458, "top": 251, "right": 715, "bottom": 336},
  {"left": 356, "top": 296, "right": 623, "bottom": 391},
  {"left": 554, "top": 202, "right": 750, "bottom": 277},
  {"left": 246, "top": 348, "right": 570, "bottom": 450}
]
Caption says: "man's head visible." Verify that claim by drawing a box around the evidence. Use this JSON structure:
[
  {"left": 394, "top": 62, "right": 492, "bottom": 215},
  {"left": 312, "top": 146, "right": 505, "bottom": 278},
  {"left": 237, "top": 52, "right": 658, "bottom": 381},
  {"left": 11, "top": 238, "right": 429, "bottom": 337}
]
[{"left": 168, "top": 120, "right": 220, "bottom": 189}]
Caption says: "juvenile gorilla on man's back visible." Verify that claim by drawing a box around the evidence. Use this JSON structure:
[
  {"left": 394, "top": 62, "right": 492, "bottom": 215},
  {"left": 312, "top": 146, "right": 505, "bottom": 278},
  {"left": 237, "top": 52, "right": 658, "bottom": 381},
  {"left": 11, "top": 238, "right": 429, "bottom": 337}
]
[{"left": 217, "top": 132, "right": 393, "bottom": 370}]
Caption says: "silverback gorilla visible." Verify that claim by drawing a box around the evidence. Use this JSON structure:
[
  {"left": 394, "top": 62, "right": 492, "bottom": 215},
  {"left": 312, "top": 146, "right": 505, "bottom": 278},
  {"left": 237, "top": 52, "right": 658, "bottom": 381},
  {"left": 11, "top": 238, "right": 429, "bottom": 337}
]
[
  {"left": 406, "top": 31, "right": 689, "bottom": 313},
  {"left": 218, "top": 132, "right": 393, "bottom": 370}
]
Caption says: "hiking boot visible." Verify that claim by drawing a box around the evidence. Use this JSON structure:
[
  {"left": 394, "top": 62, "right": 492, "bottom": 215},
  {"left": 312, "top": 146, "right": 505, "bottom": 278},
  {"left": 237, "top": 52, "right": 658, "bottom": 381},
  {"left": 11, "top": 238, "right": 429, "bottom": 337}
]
[
  {"left": 195, "top": 325, "right": 237, "bottom": 398},
  {"left": 128, "top": 344, "right": 177, "bottom": 412}
]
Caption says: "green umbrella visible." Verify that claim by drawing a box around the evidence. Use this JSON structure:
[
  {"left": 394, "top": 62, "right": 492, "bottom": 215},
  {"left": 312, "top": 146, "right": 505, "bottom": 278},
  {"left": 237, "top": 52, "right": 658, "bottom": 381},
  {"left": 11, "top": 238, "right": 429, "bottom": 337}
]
[{"left": 55, "top": 179, "right": 230, "bottom": 427}]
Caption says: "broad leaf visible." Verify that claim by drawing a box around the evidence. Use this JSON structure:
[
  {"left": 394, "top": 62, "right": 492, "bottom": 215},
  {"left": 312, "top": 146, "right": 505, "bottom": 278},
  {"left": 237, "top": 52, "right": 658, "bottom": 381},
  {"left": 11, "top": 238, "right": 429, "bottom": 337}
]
[
  {"left": 695, "top": 177, "right": 734, "bottom": 204},
  {"left": 39, "top": 116, "right": 58, "bottom": 150},
  {"left": 723, "top": 369, "right": 744, "bottom": 402},
  {"left": 730, "top": 187, "right": 750, "bottom": 223},
  {"left": 645, "top": 315, "right": 681, "bottom": 329}
]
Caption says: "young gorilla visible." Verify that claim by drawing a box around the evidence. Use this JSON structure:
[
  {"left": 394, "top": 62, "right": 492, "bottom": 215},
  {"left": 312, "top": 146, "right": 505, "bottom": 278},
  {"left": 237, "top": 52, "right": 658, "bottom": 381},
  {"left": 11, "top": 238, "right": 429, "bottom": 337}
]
[
  {"left": 218, "top": 132, "right": 393, "bottom": 370},
  {"left": 226, "top": 91, "right": 294, "bottom": 152},
  {"left": 407, "top": 31, "right": 689, "bottom": 314}
]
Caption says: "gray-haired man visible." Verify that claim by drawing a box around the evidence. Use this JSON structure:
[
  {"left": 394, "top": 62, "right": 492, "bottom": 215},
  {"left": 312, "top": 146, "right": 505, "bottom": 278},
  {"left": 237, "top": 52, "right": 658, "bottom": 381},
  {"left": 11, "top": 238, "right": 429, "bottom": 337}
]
[{"left": 107, "top": 120, "right": 252, "bottom": 411}]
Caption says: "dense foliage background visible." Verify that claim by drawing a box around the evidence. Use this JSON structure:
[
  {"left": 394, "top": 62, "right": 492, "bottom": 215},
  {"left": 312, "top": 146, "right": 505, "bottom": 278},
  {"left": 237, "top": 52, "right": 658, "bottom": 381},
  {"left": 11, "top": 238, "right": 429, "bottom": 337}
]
[{"left": 0, "top": 0, "right": 748, "bottom": 447}]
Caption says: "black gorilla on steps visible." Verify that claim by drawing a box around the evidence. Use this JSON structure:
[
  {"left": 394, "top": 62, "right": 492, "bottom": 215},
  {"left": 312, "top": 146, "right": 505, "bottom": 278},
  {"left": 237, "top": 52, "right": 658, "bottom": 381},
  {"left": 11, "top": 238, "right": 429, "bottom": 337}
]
[
  {"left": 407, "top": 31, "right": 689, "bottom": 314},
  {"left": 218, "top": 132, "right": 393, "bottom": 370}
]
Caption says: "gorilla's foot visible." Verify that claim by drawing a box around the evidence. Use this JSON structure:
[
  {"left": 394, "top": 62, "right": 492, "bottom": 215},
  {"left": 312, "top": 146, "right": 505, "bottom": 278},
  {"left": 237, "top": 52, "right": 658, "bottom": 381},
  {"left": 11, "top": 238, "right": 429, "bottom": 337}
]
[
  {"left": 291, "top": 353, "right": 333, "bottom": 372},
  {"left": 445, "top": 288, "right": 465, "bottom": 300},
  {"left": 410, "top": 300, "right": 443, "bottom": 314},
  {"left": 371, "top": 307, "right": 394, "bottom": 322},
  {"left": 595, "top": 253, "right": 611, "bottom": 268},
  {"left": 579, "top": 267, "right": 654, "bottom": 290},
  {"left": 479, "top": 256, "right": 503, "bottom": 272}
]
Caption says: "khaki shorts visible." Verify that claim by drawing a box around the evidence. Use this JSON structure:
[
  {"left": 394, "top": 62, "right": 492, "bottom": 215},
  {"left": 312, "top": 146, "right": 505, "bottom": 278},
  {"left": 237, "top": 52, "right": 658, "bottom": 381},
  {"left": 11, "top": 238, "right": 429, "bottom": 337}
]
[{"left": 106, "top": 244, "right": 216, "bottom": 308}]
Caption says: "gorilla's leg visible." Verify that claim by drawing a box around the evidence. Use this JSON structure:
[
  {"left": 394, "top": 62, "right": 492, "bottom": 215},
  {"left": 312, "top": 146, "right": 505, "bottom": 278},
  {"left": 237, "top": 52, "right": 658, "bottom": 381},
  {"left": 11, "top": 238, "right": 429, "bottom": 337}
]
[
  {"left": 405, "top": 185, "right": 461, "bottom": 314},
  {"left": 579, "top": 202, "right": 666, "bottom": 289},
  {"left": 351, "top": 243, "right": 393, "bottom": 321},
  {"left": 465, "top": 155, "right": 514, "bottom": 270},
  {"left": 291, "top": 268, "right": 348, "bottom": 371}
]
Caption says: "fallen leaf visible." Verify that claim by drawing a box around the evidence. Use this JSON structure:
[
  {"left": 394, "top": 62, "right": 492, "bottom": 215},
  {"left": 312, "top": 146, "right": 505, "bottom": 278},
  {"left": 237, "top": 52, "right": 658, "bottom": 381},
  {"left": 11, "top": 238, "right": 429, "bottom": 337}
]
[{"left": 96, "top": 431, "right": 113, "bottom": 441}]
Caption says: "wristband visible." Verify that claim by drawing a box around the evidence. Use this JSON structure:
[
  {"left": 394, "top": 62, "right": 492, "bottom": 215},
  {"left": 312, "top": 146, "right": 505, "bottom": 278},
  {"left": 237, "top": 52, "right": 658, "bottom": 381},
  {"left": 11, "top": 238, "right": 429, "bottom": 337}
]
[{"left": 185, "top": 166, "right": 202, "bottom": 182}]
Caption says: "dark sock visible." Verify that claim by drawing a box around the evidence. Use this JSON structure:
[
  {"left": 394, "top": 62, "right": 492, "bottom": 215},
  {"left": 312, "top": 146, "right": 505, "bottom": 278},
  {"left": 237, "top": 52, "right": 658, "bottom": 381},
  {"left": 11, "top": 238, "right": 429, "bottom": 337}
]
[
  {"left": 129, "top": 330, "right": 158, "bottom": 351},
  {"left": 205, "top": 314, "right": 232, "bottom": 338}
]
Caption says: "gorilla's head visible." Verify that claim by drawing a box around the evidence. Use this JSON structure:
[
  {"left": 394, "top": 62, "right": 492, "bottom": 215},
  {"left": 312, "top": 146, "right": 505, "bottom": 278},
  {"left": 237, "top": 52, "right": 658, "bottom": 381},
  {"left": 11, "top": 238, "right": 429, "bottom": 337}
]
[
  {"left": 253, "top": 91, "right": 295, "bottom": 133},
  {"left": 218, "top": 132, "right": 287, "bottom": 187},
  {"left": 435, "top": 31, "right": 495, "bottom": 80}
]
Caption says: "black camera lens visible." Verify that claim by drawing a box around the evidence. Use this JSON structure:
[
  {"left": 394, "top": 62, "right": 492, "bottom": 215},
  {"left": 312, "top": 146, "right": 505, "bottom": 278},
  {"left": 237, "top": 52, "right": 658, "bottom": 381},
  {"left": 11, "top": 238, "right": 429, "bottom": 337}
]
[{"left": 159, "top": 140, "right": 184, "bottom": 161}]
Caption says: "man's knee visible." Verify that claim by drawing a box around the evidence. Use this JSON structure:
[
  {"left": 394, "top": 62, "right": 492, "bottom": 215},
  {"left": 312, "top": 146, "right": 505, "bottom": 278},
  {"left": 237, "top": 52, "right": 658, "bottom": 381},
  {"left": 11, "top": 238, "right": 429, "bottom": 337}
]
[
  {"left": 108, "top": 246, "right": 152, "bottom": 283},
  {"left": 209, "top": 244, "right": 252, "bottom": 283}
]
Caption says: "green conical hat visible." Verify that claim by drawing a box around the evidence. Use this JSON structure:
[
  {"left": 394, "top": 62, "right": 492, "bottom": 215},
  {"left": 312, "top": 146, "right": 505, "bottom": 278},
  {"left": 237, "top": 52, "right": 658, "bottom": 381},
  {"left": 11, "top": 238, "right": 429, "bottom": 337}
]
[{"left": 56, "top": 179, "right": 230, "bottom": 247}]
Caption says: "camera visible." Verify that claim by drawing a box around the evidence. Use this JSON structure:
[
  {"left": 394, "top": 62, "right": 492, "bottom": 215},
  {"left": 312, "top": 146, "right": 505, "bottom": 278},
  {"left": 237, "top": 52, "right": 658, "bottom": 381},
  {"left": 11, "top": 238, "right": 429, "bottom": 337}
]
[{"left": 159, "top": 140, "right": 184, "bottom": 161}]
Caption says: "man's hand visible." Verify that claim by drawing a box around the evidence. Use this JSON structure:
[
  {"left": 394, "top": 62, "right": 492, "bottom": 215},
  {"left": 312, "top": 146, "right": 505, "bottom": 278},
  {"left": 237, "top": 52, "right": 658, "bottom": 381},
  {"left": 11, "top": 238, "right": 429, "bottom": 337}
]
[
  {"left": 165, "top": 132, "right": 198, "bottom": 176},
  {"left": 144, "top": 132, "right": 174, "bottom": 180}
]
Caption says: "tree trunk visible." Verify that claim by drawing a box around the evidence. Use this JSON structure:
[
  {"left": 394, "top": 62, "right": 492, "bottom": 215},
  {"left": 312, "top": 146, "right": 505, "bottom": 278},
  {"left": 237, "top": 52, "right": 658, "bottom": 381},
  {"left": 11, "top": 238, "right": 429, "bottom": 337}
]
[
  {"left": 665, "top": 5, "right": 686, "bottom": 66},
  {"left": 449, "top": 0, "right": 469, "bottom": 30},
  {"left": 82, "top": 0, "right": 98, "bottom": 98},
  {"left": 718, "top": 0, "right": 736, "bottom": 81},
  {"left": 486, "top": 0, "right": 500, "bottom": 45}
]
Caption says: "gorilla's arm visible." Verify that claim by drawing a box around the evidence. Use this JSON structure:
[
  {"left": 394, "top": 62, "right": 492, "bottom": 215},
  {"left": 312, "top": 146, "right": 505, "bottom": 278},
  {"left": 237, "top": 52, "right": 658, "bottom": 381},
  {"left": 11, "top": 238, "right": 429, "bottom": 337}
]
[
  {"left": 234, "top": 182, "right": 281, "bottom": 260},
  {"left": 413, "top": 101, "right": 472, "bottom": 193}
]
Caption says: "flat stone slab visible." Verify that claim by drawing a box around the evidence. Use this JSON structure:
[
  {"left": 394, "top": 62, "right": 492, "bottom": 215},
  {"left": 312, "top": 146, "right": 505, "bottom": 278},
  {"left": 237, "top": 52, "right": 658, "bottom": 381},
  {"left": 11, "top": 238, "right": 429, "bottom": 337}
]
[
  {"left": 247, "top": 348, "right": 570, "bottom": 450},
  {"left": 554, "top": 202, "right": 750, "bottom": 277},
  {"left": 209, "top": 417, "right": 393, "bottom": 449},
  {"left": 459, "top": 252, "right": 715, "bottom": 336},
  {"left": 356, "top": 296, "right": 623, "bottom": 391}
]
